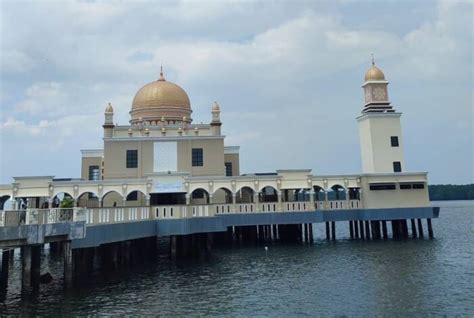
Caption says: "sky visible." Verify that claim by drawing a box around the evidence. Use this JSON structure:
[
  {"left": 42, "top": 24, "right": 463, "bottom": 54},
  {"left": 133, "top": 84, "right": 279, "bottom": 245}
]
[{"left": 0, "top": 0, "right": 473, "bottom": 185}]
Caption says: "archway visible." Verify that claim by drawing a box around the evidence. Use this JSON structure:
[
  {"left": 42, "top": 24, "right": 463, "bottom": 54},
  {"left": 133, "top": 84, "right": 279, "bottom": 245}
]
[
  {"left": 259, "top": 186, "right": 278, "bottom": 202},
  {"left": 313, "top": 186, "right": 325, "bottom": 201},
  {"left": 0, "top": 195, "right": 11, "bottom": 210},
  {"left": 52, "top": 192, "right": 74, "bottom": 208},
  {"left": 235, "top": 186, "right": 254, "bottom": 203},
  {"left": 76, "top": 192, "right": 100, "bottom": 208},
  {"left": 212, "top": 187, "right": 232, "bottom": 204},
  {"left": 102, "top": 191, "right": 123, "bottom": 207},
  {"left": 327, "top": 185, "right": 346, "bottom": 201},
  {"left": 125, "top": 190, "right": 147, "bottom": 207},
  {"left": 190, "top": 188, "right": 210, "bottom": 205}
]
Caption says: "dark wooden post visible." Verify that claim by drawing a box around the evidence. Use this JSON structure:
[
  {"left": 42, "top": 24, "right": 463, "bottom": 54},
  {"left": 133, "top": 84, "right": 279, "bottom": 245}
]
[
  {"left": 309, "top": 223, "right": 314, "bottom": 243},
  {"left": 31, "top": 245, "right": 41, "bottom": 290},
  {"left": 417, "top": 219, "right": 424, "bottom": 237},
  {"left": 325, "top": 222, "right": 330, "bottom": 240},
  {"left": 21, "top": 246, "right": 32, "bottom": 293},
  {"left": 63, "top": 241, "right": 73, "bottom": 288},
  {"left": 354, "top": 220, "right": 359, "bottom": 238},
  {"left": 331, "top": 222, "right": 336, "bottom": 241},
  {"left": 349, "top": 221, "right": 354, "bottom": 239},
  {"left": 365, "top": 221, "right": 371, "bottom": 240},
  {"left": 359, "top": 220, "right": 365, "bottom": 239},
  {"left": 427, "top": 219, "right": 433, "bottom": 238},
  {"left": 410, "top": 219, "right": 417, "bottom": 238},
  {"left": 382, "top": 221, "right": 388, "bottom": 239},
  {"left": 1, "top": 249, "right": 10, "bottom": 294}
]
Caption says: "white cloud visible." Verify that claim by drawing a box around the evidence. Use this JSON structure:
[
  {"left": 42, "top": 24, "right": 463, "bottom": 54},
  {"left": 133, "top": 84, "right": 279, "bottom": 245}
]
[{"left": 0, "top": 0, "right": 472, "bottom": 183}]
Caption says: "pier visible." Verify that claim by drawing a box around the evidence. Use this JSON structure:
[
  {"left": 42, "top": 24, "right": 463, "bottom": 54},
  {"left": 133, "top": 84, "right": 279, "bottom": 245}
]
[{"left": 0, "top": 201, "right": 439, "bottom": 297}]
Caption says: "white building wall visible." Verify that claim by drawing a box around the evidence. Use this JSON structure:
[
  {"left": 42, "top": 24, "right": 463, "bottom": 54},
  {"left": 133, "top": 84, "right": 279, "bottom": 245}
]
[{"left": 358, "top": 113, "right": 405, "bottom": 173}]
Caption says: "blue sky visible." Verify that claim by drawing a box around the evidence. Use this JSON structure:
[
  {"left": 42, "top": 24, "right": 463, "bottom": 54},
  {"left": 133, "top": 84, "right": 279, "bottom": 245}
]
[{"left": 0, "top": 0, "right": 472, "bottom": 184}]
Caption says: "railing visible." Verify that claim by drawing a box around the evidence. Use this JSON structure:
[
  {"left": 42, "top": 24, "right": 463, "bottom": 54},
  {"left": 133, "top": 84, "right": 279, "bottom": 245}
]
[
  {"left": 0, "top": 208, "right": 87, "bottom": 226},
  {"left": 85, "top": 207, "right": 151, "bottom": 224},
  {"left": 0, "top": 199, "right": 363, "bottom": 227}
]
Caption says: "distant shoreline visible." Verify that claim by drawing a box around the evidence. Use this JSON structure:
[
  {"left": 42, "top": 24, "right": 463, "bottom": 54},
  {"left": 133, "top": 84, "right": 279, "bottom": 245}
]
[{"left": 429, "top": 184, "right": 474, "bottom": 201}]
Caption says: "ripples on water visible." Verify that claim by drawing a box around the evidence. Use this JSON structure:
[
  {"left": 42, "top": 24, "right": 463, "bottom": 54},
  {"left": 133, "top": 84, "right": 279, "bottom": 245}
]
[{"left": 0, "top": 201, "right": 473, "bottom": 316}]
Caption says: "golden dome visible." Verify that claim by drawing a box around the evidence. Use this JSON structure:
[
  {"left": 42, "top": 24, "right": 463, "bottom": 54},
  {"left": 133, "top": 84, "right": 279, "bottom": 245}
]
[
  {"left": 130, "top": 69, "right": 192, "bottom": 125},
  {"left": 364, "top": 65, "right": 385, "bottom": 81}
]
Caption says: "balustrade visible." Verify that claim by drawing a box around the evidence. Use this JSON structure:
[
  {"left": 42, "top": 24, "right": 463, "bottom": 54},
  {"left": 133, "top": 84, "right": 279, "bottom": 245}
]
[{"left": 0, "top": 198, "right": 363, "bottom": 227}]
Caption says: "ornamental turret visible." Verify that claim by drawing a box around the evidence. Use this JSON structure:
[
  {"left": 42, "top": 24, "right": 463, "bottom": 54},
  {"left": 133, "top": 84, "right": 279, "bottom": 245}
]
[
  {"left": 362, "top": 55, "right": 393, "bottom": 113},
  {"left": 211, "top": 101, "right": 222, "bottom": 135},
  {"left": 103, "top": 102, "right": 115, "bottom": 138}
]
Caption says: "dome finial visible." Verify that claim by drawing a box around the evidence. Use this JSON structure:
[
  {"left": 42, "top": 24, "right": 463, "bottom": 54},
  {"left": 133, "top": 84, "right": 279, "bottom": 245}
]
[
  {"left": 371, "top": 53, "right": 375, "bottom": 66},
  {"left": 159, "top": 63, "right": 165, "bottom": 81}
]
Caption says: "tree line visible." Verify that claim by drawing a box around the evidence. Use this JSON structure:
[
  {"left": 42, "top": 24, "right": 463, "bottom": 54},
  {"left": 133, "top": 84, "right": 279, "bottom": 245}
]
[{"left": 428, "top": 184, "right": 474, "bottom": 201}]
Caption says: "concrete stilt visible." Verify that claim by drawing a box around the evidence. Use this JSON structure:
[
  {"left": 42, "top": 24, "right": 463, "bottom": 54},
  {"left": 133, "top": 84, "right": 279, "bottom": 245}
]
[
  {"left": 304, "top": 223, "right": 308, "bottom": 243},
  {"left": 273, "top": 224, "right": 278, "bottom": 241},
  {"left": 391, "top": 220, "right": 398, "bottom": 239},
  {"left": 170, "top": 236, "right": 177, "bottom": 259},
  {"left": 31, "top": 245, "right": 41, "bottom": 290},
  {"left": 325, "top": 222, "right": 330, "bottom": 240},
  {"left": 359, "top": 220, "right": 365, "bottom": 239},
  {"left": 354, "top": 220, "right": 359, "bottom": 238},
  {"left": 382, "top": 221, "right": 388, "bottom": 239},
  {"left": 365, "top": 221, "right": 371, "bottom": 240},
  {"left": 427, "top": 218, "right": 434, "bottom": 238},
  {"left": 21, "top": 245, "right": 32, "bottom": 293},
  {"left": 63, "top": 241, "right": 73, "bottom": 288},
  {"left": 309, "top": 223, "right": 314, "bottom": 243},
  {"left": 411, "top": 219, "right": 418, "bottom": 238},
  {"left": 417, "top": 219, "right": 424, "bottom": 237},
  {"left": 331, "top": 222, "right": 336, "bottom": 241},
  {"left": 207, "top": 233, "right": 213, "bottom": 253},
  {"left": 402, "top": 220, "right": 409, "bottom": 239},
  {"left": 349, "top": 221, "right": 354, "bottom": 239},
  {"left": 1, "top": 249, "right": 10, "bottom": 293}
]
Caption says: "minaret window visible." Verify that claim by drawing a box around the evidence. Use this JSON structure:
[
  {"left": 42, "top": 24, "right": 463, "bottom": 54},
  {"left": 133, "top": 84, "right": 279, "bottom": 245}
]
[
  {"left": 225, "top": 162, "right": 233, "bottom": 176},
  {"left": 391, "top": 136, "right": 399, "bottom": 147},
  {"left": 126, "top": 150, "right": 138, "bottom": 168},
  {"left": 88, "top": 166, "right": 100, "bottom": 180},
  {"left": 192, "top": 148, "right": 203, "bottom": 167},
  {"left": 393, "top": 161, "right": 402, "bottom": 173}
]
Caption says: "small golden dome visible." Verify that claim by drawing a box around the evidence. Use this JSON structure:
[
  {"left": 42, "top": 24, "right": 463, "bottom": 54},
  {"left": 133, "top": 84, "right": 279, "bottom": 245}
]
[
  {"left": 130, "top": 69, "right": 192, "bottom": 125},
  {"left": 364, "top": 66, "right": 385, "bottom": 81},
  {"left": 105, "top": 102, "right": 114, "bottom": 113}
]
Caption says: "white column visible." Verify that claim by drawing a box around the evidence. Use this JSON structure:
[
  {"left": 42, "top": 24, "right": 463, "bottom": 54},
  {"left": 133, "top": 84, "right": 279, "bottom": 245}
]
[
  {"left": 254, "top": 192, "right": 260, "bottom": 212},
  {"left": 309, "top": 191, "right": 315, "bottom": 210},
  {"left": 324, "top": 191, "right": 329, "bottom": 209}
]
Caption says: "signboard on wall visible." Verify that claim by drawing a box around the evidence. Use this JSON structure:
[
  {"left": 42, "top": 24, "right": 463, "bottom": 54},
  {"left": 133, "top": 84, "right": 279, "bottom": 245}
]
[
  {"left": 153, "top": 141, "right": 177, "bottom": 172},
  {"left": 152, "top": 182, "right": 183, "bottom": 193}
]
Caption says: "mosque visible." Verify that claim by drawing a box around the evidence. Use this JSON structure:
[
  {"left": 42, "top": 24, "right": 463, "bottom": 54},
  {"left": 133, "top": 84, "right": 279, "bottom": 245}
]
[{"left": 0, "top": 61, "right": 431, "bottom": 218}]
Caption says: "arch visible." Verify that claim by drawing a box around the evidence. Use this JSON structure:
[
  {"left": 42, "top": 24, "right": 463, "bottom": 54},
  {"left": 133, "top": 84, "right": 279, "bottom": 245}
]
[
  {"left": 212, "top": 187, "right": 232, "bottom": 204},
  {"left": 102, "top": 190, "right": 123, "bottom": 207},
  {"left": 235, "top": 186, "right": 254, "bottom": 203},
  {"left": 0, "top": 195, "right": 12, "bottom": 210},
  {"left": 313, "top": 185, "right": 325, "bottom": 201},
  {"left": 125, "top": 190, "right": 147, "bottom": 207},
  {"left": 190, "top": 188, "right": 210, "bottom": 205},
  {"left": 327, "top": 184, "right": 346, "bottom": 201},
  {"left": 281, "top": 188, "right": 308, "bottom": 202},
  {"left": 51, "top": 192, "right": 74, "bottom": 208},
  {"left": 212, "top": 186, "right": 232, "bottom": 196},
  {"left": 76, "top": 191, "right": 100, "bottom": 208},
  {"left": 259, "top": 186, "right": 278, "bottom": 202}
]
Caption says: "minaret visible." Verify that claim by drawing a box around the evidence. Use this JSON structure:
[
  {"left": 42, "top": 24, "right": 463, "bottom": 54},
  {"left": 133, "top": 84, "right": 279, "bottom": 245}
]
[
  {"left": 103, "top": 102, "right": 115, "bottom": 138},
  {"left": 357, "top": 57, "right": 405, "bottom": 173},
  {"left": 210, "top": 101, "right": 222, "bottom": 135}
]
